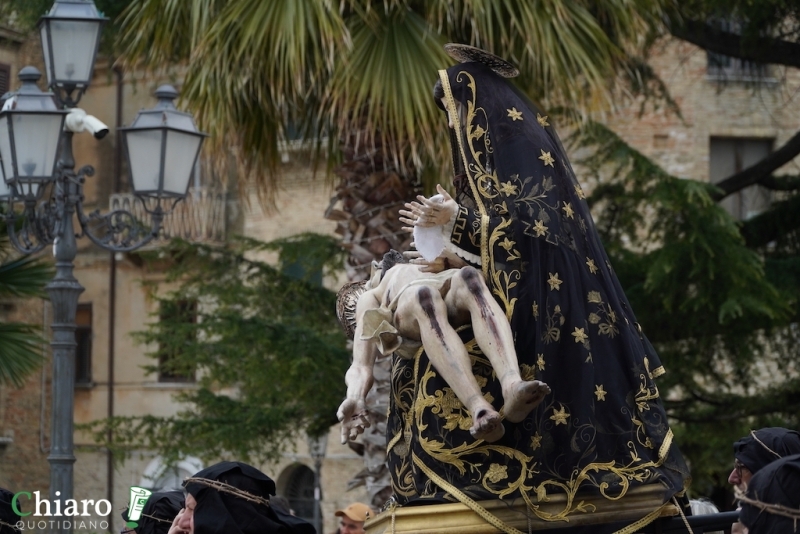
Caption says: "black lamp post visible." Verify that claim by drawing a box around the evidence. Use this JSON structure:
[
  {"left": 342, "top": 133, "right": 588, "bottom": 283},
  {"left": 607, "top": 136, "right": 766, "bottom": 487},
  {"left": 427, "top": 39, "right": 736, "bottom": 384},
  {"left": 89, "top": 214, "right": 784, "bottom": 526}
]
[
  {"left": 307, "top": 433, "right": 328, "bottom": 534},
  {"left": 38, "top": 0, "right": 107, "bottom": 107},
  {"left": 0, "top": 5, "right": 205, "bottom": 533}
]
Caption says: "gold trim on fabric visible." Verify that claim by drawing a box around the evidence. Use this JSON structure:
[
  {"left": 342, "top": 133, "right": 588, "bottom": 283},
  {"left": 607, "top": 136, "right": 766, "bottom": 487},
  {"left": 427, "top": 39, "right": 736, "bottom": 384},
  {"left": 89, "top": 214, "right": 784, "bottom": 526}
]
[
  {"left": 438, "top": 69, "right": 490, "bottom": 277},
  {"left": 651, "top": 365, "right": 666, "bottom": 378},
  {"left": 611, "top": 501, "right": 674, "bottom": 534},
  {"left": 411, "top": 453, "right": 525, "bottom": 534}
]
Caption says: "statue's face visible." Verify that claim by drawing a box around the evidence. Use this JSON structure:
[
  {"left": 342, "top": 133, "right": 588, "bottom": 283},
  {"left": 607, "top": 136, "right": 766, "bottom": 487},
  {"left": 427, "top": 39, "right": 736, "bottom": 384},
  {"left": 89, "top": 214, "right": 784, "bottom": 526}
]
[{"left": 441, "top": 98, "right": 465, "bottom": 130}]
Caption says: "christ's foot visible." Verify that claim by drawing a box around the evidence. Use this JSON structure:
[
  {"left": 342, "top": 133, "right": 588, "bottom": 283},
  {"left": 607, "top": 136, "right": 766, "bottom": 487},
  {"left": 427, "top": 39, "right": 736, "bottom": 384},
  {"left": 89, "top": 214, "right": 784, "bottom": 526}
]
[
  {"left": 469, "top": 407, "right": 504, "bottom": 442},
  {"left": 503, "top": 380, "right": 551, "bottom": 423}
]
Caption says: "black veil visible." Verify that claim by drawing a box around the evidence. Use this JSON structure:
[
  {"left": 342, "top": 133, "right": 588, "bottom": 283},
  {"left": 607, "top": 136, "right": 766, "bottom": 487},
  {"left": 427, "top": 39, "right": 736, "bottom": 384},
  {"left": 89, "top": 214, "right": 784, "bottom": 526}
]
[
  {"left": 385, "top": 61, "right": 690, "bottom": 531},
  {"left": 184, "top": 461, "right": 315, "bottom": 534}
]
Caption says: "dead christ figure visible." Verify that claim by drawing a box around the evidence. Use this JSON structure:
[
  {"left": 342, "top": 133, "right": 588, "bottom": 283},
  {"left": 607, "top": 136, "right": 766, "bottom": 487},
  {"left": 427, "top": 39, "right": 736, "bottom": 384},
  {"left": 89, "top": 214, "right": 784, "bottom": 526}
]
[{"left": 336, "top": 251, "right": 550, "bottom": 444}]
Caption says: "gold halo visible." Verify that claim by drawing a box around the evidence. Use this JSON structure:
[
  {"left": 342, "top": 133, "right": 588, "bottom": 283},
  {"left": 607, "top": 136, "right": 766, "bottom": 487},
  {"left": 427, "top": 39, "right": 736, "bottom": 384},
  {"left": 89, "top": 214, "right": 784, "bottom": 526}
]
[{"left": 444, "top": 43, "right": 519, "bottom": 78}]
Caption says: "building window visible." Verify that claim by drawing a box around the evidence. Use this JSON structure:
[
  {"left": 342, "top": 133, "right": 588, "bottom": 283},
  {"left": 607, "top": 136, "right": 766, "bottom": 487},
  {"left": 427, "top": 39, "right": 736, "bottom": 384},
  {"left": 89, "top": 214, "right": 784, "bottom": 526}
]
[
  {"left": 0, "top": 63, "right": 10, "bottom": 97},
  {"left": 283, "top": 464, "right": 317, "bottom": 524},
  {"left": 706, "top": 20, "right": 769, "bottom": 81},
  {"left": 157, "top": 299, "right": 197, "bottom": 383},
  {"left": 75, "top": 303, "right": 92, "bottom": 386},
  {"left": 710, "top": 137, "right": 772, "bottom": 220}
]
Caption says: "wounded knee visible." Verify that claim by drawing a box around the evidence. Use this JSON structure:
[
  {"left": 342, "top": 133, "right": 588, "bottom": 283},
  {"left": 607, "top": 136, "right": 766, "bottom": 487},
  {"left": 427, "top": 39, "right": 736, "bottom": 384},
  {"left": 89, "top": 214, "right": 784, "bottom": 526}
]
[
  {"left": 416, "top": 287, "right": 438, "bottom": 317},
  {"left": 460, "top": 267, "right": 485, "bottom": 296}
]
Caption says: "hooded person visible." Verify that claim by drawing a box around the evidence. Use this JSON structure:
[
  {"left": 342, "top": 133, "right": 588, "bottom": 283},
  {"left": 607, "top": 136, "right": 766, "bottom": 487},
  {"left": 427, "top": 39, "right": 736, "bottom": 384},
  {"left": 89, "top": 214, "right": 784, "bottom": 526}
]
[
  {"left": 728, "top": 428, "right": 800, "bottom": 534},
  {"left": 390, "top": 44, "right": 690, "bottom": 532},
  {"left": 0, "top": 489, "right": 21, "bottom": 534},
  {"left": 739, "top": 453, "right": 800, "bottom": 534},
  {"left": 183, "top": 461, "right": 315, "bottom": 534},
  {"left": 121, "top": 489, "right": 184, "bottom": 534},
  {"left": 732, "top": 428, "right": 800, "bottom": 482}
]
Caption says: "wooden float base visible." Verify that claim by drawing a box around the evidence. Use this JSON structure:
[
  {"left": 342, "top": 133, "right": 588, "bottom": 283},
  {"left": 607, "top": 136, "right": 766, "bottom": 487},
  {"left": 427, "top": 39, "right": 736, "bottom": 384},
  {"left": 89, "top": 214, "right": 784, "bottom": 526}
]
[{"left": 365, "top": 484, "right": 679, "bottom": 534}]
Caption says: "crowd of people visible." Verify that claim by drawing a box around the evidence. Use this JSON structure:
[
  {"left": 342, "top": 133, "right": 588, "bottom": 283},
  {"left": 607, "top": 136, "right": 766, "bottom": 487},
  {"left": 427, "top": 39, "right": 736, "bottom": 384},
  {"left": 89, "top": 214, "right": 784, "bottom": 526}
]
[
  {"left": 0, "top": 427, "right": 797, "bottom": 534},
  {"left": 0, "top": 461, "right": 377, "bottom": 534}
]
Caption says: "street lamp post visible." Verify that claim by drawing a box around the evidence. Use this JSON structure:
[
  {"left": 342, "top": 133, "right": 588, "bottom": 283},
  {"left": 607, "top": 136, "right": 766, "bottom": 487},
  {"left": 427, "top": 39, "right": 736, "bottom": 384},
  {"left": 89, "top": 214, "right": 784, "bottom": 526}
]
[
  {"left": 0, "top": 4, "right": 206, "bottom": 532},
  {"left": 307, "top": 433, "right": 328, "bottom": 534}
]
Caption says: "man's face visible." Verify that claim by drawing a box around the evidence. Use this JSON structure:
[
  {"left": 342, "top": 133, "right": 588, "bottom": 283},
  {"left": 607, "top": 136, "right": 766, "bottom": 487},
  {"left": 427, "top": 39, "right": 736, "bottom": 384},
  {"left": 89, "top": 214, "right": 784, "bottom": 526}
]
[
  {"left": 173, "top": 493, "right": 196, "bottom": 534},
  {"left": 728, "top": 458, "right": 753, "bottom": 492},
  {"left": 339, "top": 515, "right": 365, "bottom": 534}
]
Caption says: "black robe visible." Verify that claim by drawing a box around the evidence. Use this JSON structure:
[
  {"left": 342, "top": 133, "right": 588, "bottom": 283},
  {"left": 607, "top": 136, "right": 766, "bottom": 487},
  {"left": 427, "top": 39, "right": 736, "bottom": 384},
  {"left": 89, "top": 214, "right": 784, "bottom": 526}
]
[{"left": 385, "top": 61, "right": 690, "bottom": 533}]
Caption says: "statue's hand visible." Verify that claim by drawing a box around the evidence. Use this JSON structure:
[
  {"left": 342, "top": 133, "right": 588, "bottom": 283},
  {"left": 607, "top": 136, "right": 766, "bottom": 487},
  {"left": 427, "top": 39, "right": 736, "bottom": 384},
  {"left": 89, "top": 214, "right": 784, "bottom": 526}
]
[
  {"left": 337, "top": 397, "right": 370, "bottom": 444},
  {"left": 401, "top": 184, "right": 458, "bottom": 229}
]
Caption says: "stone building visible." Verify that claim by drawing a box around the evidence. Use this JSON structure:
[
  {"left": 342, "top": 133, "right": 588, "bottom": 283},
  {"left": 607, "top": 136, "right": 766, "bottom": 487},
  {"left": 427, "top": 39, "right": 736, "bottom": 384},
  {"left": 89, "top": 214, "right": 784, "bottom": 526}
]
[{"left": 0, "top": 25, "right": 798, "bottom": 534}]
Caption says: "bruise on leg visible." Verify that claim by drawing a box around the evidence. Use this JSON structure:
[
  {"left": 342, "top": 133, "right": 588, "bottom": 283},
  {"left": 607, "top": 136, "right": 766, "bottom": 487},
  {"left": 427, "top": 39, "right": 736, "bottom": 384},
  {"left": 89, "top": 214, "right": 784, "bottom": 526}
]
[
  {"left": 418, "top": 287, "right": 445, "bottom": 341},
  {"left": 462, "top": 268, "right": 500, "bottom": 340}
]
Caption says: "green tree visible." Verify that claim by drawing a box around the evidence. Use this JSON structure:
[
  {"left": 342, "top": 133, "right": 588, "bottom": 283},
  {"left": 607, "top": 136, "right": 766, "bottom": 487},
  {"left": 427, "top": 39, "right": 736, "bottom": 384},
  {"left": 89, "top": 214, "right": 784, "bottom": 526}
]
[
  {"left": 0, "top": 221, "right": 53, "bottom": 386},
  {"left": 83, "top": 233, "right": 350, "bottom": 463}
]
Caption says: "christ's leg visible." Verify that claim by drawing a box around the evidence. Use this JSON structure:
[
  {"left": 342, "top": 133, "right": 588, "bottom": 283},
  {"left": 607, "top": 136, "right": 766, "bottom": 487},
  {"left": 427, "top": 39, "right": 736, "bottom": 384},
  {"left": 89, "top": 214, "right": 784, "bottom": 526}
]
[
  {"left": 447, "top": 267, "right": 550, "bottom": 423},
  {"left": 397, "top": 285, "right": 504, "bottom": 442}
]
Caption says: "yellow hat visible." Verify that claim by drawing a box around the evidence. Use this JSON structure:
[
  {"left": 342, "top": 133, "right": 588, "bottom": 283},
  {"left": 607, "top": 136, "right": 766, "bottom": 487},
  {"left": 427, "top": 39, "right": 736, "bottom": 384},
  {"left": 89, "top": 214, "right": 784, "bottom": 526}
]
[{"left": 335, "top": 502, "right": 372, "bottom": 522}]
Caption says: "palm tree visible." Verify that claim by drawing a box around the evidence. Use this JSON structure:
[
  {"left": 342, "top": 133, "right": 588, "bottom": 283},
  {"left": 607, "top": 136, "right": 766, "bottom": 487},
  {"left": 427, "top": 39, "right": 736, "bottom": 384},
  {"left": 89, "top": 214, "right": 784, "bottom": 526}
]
[
  {"left": 0, "top": 220, "right": 53, "bottom": 386},
  {"left": 116, "top": 0, "right": 668, "bottom": 277}
]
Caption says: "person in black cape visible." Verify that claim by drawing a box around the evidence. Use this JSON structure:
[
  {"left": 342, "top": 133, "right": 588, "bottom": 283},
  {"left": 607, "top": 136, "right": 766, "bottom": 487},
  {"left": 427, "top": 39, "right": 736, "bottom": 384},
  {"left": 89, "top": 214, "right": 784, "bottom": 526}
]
[
  {"left": 0, "top": 489, "right": 21, "bottom": 534},
  {"left": 739, "top": 453, "right": 800, "bottom": 534},
  {"left": 728, "top": 427, "right": 800, "bottom": 534},
  {"left": 174, "top": 461, "right": 315, "bottom": 534},
  {"left": 389, "top": 44, "right": 690, "bottom": 531},
  {"left": 121, "top": 489, "right": 184, "bottom": 534}
]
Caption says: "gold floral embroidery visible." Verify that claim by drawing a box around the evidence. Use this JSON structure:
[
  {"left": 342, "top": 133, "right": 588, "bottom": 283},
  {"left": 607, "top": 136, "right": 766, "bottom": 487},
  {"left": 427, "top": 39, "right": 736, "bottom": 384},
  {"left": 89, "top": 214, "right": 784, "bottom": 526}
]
[
  {"left": 594, "top": 385, "right": 607, "bottom": 401},
  {"left": 531, "top": 432, "right": 543, "bottom": 450},
  {"left": 550, "top": 404, "right": 570, "bottom": 425},
  {"left": 562, "top": 201, "right": 574, "bottom": 218},
  {"left": 587, "top": 291, "right": 602, "bottom": 303},
  {"left": 536, "top": 353, "right": 545, "bottom": 371},
  {"left": 547, "top": 272, "right": 562, "bottom": 291},
  {"left": 507, "top": 107, "right": 523, "bottom": 121},
  {"left": 542, "top": 305, "right": 564, "bottom": 344},
  {"left": 532, "top": 220, "right": 548, "bottom": 237},
  {"left": 539, "top": 149, "right": 555, "bottom": 167},
  {"left": 574, "top": 184, "right": 585, "bottom": 199},
  {"left": 571, "top": 327, "right": 589, "bottom": 344},
  {"left": 537, "top": 113, "right": 549, "bottom": 127},
  {"left": 520, "top": 363, "right": 536, "bottom": 381},
  {"left": 499, "top": 181, "right": 517, "bottom": 196},
  {"left": 485, "top": 463, "right": 509, "bottom": 483},
  {"left": 586, "top": 257, "right": 598, "bottom": 274},
  {"left": 499, "top": 237, "right": 516, "bottom": 252},
  {"left": 471, "top": 124, "right": 486, "bottom": 140},
  {"left": 532, "top": 301, "right": 539, "bottom": 319}
]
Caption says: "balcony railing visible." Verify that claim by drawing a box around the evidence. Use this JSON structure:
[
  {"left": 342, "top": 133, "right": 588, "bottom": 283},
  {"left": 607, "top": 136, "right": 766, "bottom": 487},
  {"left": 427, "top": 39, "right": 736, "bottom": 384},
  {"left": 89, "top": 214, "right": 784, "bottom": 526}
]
[{"left": 109, "top": 187, "right": 227, "bottom": 246}]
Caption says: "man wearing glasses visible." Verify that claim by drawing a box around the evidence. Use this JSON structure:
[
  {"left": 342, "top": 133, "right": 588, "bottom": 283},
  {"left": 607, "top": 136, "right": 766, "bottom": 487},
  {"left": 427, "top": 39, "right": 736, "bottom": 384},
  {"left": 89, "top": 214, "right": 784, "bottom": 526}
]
[{"left": 729, "top": 427, "right": 800, "bottom": 534}]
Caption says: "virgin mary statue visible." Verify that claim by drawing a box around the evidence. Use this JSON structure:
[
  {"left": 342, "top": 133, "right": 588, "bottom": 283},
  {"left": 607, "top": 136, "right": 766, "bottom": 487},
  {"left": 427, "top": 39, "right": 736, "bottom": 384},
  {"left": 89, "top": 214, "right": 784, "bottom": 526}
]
[{"left": 385, "top": 45, "right": 690, "bottom": 533}]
